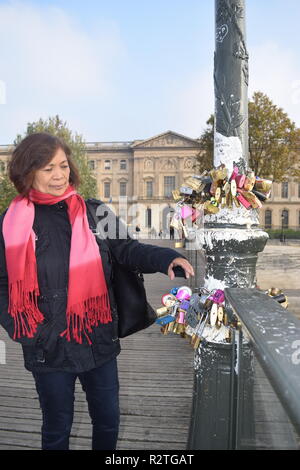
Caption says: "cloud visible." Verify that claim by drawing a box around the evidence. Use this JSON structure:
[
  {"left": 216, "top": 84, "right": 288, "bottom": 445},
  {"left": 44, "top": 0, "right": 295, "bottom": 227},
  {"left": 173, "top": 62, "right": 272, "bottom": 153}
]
[{"left": 0, "top": 0, "right": 125, "bottom": 142}]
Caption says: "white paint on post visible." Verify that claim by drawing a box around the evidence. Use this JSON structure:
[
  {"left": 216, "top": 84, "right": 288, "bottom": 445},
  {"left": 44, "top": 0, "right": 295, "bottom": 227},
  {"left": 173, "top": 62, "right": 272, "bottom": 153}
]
[{"left": 214, "top": 131, "right": 243, "bottom": 175}]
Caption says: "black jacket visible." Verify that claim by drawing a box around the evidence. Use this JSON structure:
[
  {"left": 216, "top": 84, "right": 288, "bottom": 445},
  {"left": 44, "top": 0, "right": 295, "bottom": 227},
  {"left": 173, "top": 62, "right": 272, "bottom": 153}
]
[{"left": 0, "top": 198, "right": 183, "bottom": 373}]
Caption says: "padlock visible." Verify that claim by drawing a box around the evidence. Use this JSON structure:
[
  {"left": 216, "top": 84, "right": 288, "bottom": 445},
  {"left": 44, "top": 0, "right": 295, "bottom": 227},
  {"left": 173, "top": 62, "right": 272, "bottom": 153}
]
[
  {"left": 176, "top": 286, "right": 192, "bottom": 301},
  {"left": 174, "top": 241, "right": 184, "bottom": 248},
  {"left": 236, "top": 174, "right": 246, "bottom": 188},
  {"left": 155, "top": 314, "right": 175, "bottom": 326},
  {"left": 209, "top": 181, "right": 219, "bottom": 196},
  {"left": 181, "top": 205, "right": 193, "bottom": 220},
  {"left": 160, "top": 325, "right": 169, "bottom": 335},
  {"left": 210, "top": 303, "right": 218, "bottom": 326},
  {"left": 203, "top": 200, "right": 219, "bottom": 214},
  {"left": 180, "top": 300, "right": 190, "bottom": 311},
  {"left": 217, "top": 305, "right": 224, "bottom": 323},
  {"left": 185, "top": 177, "right": 203, "bottom": 192},
  {"left": 236, "top": 192, "right": 251, "bottom": 209},
  {"left": 156, "top": 306, "right": 169, "bottom": 317},
  {"left": 185, "top": 307, "right": 200, "bottom": 329},
  {"left": 233, "top": 196, "right": 241, "bottom": 207},
  {"left": 231, "top": 179, "right": 237, "bottom": 197},
  {"left": 209, "top": 289, "right": 225, "bottom": 304},
  {"left": 161, "top": 293, "right": 177, "bottom": 307},
  {"left": 172, "top": 189, "right": 182, "bottom": 201},
  {"left": 229, "top": 166, "right": 239, "bottom": 181},
  {"left": 214, "top": 187, "right": 221, "bottom": 202},
  {"left": 252, "top": 189, "right": 269, "bottom": 202},
  {"left": 223, "top": 181, "right": 231, "bottom": 195},
  {"left": 239, "top": 190, "right": 262, "bottom": 208},
  {"left": 254, "top": 178, "right": 272, "bottom": 193},
  {"left": 170, "top": 213, "right": 182, "bottom": 230},
  {"left": 180, "top": 186, "right": 193, "bottom": 195}
]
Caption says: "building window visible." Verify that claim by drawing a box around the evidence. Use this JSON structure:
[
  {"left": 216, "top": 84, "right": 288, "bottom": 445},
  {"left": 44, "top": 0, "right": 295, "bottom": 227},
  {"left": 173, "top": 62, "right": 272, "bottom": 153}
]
[
  {"left": 164, "top": 176, "right": 175, "bottom": 198},
  {"left": 145, "top": 208, "right": 152, "bottom": 228},
  {"left": 281, "top": 209, "right": 289, "bottom": 229},
  {"left": 88, "top": 160, "right": 95, "bottom": 170},
  {"left": 120, "top": 182, "right": 127, "bottom": 197},
  {"left": 265, "top": 209, "right": 272, "bottom": 229},
  {"left": 146, "top": 181, "right": 153, "bottom": 198},
  {"left": 281, "top": 182, "right": 288, "bottom": 198},
  {"left": 120, "top": 160, "right": 127, "bottom": 170},
  {"left": 104, "top": 160, "right": 111, "bottom": 170},
  {"left": 104, "top": 182, "right": 111, "bottom": 198}
]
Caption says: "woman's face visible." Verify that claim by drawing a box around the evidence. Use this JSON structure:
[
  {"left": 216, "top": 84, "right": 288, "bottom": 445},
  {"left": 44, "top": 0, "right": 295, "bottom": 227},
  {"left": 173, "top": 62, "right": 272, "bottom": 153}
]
[{"left": 32, "top": 147, "right": 71, "bottom": 196}]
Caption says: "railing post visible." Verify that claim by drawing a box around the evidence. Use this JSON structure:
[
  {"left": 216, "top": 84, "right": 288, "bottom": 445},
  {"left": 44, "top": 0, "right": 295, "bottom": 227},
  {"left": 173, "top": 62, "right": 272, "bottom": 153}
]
[{"left": 187, "top": 0, "right": 268, "bottom": 450}]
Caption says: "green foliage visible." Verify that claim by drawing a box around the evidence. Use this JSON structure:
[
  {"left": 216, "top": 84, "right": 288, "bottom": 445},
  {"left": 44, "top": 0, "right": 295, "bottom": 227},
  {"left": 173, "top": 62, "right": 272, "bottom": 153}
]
[
  {"left": 265, "top": 229, "right": 300, "bottom": 240},
  {"left": 0, "top": 175, "right": 18, "bottom": 215},
  {"left": 249, "top": 92, "right": 300, "bottom": 180},
  {"left": 193, "top": 114, "right": 214, "bottom": 173},
  {"left": 195, "top": 92, "right": 300, "bottom": 181}
]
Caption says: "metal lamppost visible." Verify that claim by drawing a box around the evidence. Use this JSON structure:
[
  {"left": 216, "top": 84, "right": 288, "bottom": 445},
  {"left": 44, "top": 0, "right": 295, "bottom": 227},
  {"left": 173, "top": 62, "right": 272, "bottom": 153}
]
[
  {"left": 281, "top": 213, "right": 285, "bottom": 243},
  {"left": 187, "top": 0, "right": 268, "bottom": 450}
]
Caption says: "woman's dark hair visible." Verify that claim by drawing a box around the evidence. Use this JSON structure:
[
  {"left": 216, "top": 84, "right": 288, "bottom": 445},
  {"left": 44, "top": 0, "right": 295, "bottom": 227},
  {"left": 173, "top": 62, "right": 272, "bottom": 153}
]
[{"left": 8, "top": 132, "right": 80, "bottom": 196}]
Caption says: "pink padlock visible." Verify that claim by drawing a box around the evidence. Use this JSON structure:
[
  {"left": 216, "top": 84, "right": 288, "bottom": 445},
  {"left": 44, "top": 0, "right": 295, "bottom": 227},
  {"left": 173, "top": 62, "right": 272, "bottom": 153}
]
[
  {"left": 176, "top": 286, "right": 192, "bottom": 301},
  {"left": 229, "top": 166, "right": 239, "bottom": 181},
  {"left": 236, "top": 192, "right": 251, "bottom": 209},
  {"left": 209, "top": 289, "right": 225, "bottom": 304},
  {"left": 181, "top": 206, "right": 193, "bottom": 220},
  {"left": 177, "top": 310, "right": 186, "bottom": 324},
  {"left": 236, "top": 174, "right": 246, "bottom": 188}
]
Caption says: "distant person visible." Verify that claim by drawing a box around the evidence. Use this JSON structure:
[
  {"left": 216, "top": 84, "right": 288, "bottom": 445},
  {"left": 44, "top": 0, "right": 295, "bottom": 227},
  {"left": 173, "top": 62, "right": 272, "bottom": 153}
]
[
  {"left": 135, "top": 225, "right": 141, "bottom": 239},
  {"left": 169, "top": 226, "right": 175, "bottom": 240}
]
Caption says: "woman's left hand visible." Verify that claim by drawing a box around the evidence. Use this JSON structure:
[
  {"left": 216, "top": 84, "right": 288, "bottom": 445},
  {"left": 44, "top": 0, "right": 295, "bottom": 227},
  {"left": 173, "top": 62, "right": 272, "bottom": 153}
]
[{"left": 167, "top": 257, "right": 195, "bottom": 281}]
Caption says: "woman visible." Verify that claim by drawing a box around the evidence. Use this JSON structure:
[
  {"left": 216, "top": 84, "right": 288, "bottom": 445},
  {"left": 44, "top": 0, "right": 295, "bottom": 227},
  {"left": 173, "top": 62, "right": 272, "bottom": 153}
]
[{"left": 0, "top": 133, "right": 194, "bottom": 451}]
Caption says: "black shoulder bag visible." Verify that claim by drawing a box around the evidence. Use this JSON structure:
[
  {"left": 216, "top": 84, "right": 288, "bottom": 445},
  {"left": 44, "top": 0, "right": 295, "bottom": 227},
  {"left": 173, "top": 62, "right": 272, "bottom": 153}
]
[{"left": 85, "top": 200, "right": 156, "bottom": 338}]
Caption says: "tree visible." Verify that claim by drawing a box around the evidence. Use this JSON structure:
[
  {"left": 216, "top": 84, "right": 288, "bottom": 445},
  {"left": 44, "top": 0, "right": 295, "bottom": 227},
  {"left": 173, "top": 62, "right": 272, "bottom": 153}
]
[
  {"left": 193, "top": 114, "right": 214, "bottom": 173},
  {"left": 248, "top": 92, "right": 300, "bottom": 180},
  {"left": 0, "top": 173, "right": 18, "bottom": 214},
  {"left": 195, "top": 92, "right": 300, "bottom": 181}
]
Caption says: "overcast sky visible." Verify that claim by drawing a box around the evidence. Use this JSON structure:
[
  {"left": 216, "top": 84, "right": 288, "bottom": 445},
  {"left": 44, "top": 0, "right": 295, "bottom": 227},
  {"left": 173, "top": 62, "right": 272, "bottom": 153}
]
[{"left": 0, "top": 0, "right": 299, "bottom": 144}]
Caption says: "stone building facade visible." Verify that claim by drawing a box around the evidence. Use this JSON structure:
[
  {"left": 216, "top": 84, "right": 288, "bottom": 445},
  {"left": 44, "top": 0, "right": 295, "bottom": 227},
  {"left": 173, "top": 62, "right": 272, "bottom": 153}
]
[{"left": 1, "top": 130, "right": 300, "bottom": 235}]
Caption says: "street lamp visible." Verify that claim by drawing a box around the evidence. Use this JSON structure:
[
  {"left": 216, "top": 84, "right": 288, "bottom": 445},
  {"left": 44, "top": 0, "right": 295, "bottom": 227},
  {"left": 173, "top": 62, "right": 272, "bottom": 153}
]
[{"left": 281, "top": 213, "right": 285, "bottom": 243}]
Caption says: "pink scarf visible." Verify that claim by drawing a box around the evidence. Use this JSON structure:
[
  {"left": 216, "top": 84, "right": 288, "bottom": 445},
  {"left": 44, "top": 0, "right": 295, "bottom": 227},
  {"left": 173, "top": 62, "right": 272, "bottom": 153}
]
[{"left": 2, "top": 185, "right": 112, "bottom": 345}]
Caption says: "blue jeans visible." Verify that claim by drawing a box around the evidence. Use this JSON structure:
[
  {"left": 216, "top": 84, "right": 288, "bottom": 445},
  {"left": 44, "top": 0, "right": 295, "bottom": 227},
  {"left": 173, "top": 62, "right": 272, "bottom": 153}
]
[{"left": 32, "top": 359, "right": 120, "bottom": 450}]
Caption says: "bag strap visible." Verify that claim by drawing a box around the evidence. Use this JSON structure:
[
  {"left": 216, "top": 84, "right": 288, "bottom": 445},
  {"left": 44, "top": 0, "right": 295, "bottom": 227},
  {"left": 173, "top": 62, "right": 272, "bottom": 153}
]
[{"left": 85, "top": 199, "right": 144, "bottom": 281}]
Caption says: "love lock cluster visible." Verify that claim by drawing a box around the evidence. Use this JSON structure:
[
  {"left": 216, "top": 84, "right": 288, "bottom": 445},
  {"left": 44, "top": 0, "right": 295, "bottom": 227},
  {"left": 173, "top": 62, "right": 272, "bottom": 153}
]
[
  {"left": 156, "top": 286, "right": 288, "bottom": 349},
  {"left": 156, "top": 287, "right": 232, "bottom": 349},
  {"left": 170, "top": 165, "right": 272, "bottom": 243}
]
